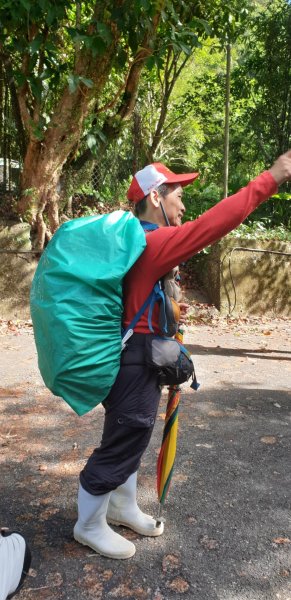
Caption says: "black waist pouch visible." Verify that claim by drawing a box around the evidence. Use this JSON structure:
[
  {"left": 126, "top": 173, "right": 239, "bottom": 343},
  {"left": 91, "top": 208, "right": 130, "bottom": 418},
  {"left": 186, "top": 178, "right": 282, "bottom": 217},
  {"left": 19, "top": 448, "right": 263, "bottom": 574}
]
[{"left": 144, "top": 334, "right": 199, "bottom": 388}]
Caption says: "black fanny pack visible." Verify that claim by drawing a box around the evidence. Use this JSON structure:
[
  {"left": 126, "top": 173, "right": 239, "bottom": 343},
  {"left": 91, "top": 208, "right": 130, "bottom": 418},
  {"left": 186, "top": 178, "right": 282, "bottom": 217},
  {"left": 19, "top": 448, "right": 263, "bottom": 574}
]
[{"left": 144, "top": 334, "right": 199, "bottom": 388}]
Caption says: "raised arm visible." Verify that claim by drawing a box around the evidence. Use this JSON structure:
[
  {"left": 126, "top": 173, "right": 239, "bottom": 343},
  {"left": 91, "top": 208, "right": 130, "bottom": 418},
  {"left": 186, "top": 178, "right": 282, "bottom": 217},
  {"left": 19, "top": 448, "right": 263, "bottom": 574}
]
[{"left": 144, "top": 151, "right": 291, "bottom": 279}]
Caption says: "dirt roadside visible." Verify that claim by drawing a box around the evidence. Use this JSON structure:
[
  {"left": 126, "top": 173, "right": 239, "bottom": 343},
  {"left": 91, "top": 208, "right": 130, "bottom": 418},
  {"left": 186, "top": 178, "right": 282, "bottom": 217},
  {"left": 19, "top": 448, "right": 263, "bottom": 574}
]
[{"left": 0, "top": 313, "right": 291, "bottom": 600}]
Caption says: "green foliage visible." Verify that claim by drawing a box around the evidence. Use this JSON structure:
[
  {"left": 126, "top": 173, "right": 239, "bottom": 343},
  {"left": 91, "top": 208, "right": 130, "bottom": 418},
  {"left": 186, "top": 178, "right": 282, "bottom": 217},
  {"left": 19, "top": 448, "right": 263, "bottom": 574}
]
[
  {"left": 229, "top": 222, "right": 291, "bottom": 242},
  {"left": 183, "top": 180, "right": 221, "bottom": 221},
  {"left": 196, "top": 0, "right": 252, "bottom": 44},
  {"left": 0, "top": 0, "right": 217, "bottom": 158},
  {"left": 244, "top": 194, "right": 291, "bottom": 229},
  {"left": 231, "top": 0, "right": 291, "bottom": 162},
  {"left": 1, "top": 0, "right": 291, "bottom": 249}
]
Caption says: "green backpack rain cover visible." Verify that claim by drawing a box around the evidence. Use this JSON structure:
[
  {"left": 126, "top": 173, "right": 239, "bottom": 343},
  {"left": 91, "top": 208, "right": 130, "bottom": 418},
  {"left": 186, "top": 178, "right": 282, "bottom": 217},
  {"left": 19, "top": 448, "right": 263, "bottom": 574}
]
[{"left": 30, "top": 210, "right": 146, "bottom": 416}]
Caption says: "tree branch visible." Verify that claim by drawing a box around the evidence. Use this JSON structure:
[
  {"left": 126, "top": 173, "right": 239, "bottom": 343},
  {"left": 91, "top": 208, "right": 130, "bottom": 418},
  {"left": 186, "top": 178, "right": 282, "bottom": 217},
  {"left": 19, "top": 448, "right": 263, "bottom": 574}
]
[
  {"left": 149, "top": 49, "right": 191, "bottom": 158},
  {"left": 16, "top": 52, "right": 34, "bottom": 136},
  {"left": 69, "top": 4, "right": 165, "bottom": 172}
]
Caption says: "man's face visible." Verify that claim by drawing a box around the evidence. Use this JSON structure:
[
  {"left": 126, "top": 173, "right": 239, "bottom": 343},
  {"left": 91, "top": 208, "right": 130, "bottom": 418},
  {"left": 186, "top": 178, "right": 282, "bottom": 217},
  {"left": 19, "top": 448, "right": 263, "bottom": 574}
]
[{"left": 160, "top": 185, "right": 185, "bottom": 226}]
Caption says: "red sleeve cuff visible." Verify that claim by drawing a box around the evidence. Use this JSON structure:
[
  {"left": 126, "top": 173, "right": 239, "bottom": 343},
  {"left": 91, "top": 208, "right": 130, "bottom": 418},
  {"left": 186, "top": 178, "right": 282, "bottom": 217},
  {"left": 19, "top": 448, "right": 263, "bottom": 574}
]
[{"left": 262, "top": 170, "right": 279, "bottom": 195}]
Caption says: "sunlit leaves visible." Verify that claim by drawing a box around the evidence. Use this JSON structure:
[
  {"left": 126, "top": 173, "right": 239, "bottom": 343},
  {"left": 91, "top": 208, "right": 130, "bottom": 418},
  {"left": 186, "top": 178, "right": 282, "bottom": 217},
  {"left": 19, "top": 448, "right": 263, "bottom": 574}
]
[
  {"left": 86, "top": 134, "right": 97, "bottom": 149},
  {"left": 231, "top": 0, "right": 291, "bottom": 161},
  {"left": 197, "top": 0, "right": 252, "bottom": 45}
]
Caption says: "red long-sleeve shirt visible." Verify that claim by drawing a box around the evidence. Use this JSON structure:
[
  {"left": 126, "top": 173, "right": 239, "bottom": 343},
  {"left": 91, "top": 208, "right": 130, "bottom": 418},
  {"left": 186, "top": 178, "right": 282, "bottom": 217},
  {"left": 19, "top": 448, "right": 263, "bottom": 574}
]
[{"left": 123, "top": 171, "right": 277, "bottom": 334}]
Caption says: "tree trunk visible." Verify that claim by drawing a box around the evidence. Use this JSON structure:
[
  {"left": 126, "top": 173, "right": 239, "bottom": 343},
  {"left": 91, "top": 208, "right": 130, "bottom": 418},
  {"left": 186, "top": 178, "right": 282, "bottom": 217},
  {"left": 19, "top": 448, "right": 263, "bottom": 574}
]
[
  {"left": 223, "top": 42, "right": 231, "bottom": 198},
  {"left": 15, "top": 11, "right": 126, "bottom": 249},
  {"left": 15, "top": 4, "right": 165, "bottom": 249},
  {"left": 18, "top": 137, "right": 63, "bottom": 249}
]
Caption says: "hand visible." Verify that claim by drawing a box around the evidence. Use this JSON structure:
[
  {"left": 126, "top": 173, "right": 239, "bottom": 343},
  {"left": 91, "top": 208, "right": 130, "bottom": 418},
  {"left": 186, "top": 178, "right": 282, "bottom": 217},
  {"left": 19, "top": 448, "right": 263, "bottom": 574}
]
[
  {"left": 178, "top": 302, "right": 190, "bottom": 325},
  {"left": 269, "top": 150, "right": 291, "bottom": 185}
]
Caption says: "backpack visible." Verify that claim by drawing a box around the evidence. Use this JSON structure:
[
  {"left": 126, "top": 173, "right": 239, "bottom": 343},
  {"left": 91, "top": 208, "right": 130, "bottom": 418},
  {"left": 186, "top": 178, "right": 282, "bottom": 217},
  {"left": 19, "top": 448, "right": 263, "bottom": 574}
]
[{"left": 30, "top": 211, "right": 146, "bottom": 416}]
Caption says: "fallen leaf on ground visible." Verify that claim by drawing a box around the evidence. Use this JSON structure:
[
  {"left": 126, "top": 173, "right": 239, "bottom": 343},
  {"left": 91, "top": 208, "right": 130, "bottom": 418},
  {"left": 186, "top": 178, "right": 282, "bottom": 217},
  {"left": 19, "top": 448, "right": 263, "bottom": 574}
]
[
  {"left": 207, "top": 410, "right": 225, "bottom": 418},
  {"left": 45, "top": 572, "right": 63, "bottom": 587},
  {"left": 63, "top": 541, "right": 84, "bottom": 558},
  {"left": 39, "top": 508, "right": 59, "bottom": 519},
  {"left": 188, "top": 516, "right": 197, "bottom": 524},
  {"left": 280, "top": 569, "right": 290, "bottom": 577},
  {"left": 108, "top": 583, "right": 146, "bottom": 598},
  {"left": 100, "top": 570, "right": 113, "bottom": 582},
  {"left": 28, "top": 568, "right": 37, "bottom": 578},
  {"left": 120, "top": 528, "right": 138, "bottom": 541},
  {"left": 162, "top": 554, "right": 180, "bottom": 573},
  {"left": 199, "top": 535, "right": 219, "bottom": 550},
  {"left": 166, "top": 577, "right": 189, "bottom": 593},
  {"left": 78, "top": 576, "right": 103, "bottom": 599},
  {"left": 260, "top": 436, "right": 277, "bottom": 445},
  {"left": 273, "top": 537, "right": 291, "bottom": 545},
  {"left": 172, "top": 472, "right": 188, "bottom": 482}
]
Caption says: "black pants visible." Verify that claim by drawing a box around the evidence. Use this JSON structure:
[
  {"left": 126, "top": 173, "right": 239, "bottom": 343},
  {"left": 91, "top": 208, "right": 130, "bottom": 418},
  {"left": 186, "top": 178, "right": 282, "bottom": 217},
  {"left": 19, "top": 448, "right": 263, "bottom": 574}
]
[{"left": 80, "top": 334, "right": 161, "bottom": 495}]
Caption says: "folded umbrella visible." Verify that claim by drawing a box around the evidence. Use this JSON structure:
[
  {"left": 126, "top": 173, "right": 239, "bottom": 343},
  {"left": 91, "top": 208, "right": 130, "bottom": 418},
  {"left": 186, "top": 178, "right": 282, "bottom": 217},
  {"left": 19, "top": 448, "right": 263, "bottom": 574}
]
[{"left": 156, "top": 327, "right": 184, "bottom": 524}]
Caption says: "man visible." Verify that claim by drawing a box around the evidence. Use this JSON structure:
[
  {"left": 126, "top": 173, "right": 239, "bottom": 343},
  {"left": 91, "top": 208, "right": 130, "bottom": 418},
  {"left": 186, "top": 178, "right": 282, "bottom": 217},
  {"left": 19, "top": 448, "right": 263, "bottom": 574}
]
[{"left": 74, "top": 152, "right": 291, "bottom": 559}]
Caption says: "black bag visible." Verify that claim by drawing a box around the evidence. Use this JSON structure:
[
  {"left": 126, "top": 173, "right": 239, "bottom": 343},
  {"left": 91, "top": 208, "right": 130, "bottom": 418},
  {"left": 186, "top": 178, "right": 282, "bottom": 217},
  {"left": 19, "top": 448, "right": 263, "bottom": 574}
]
[{"left": 145, "top": 335, "right": 199, "bottom": 387}]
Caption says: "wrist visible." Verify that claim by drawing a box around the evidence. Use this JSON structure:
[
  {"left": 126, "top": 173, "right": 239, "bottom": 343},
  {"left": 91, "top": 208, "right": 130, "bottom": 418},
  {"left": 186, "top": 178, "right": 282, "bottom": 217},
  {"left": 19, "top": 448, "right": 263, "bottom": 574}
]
[{"left": 269, "top": 169, "right": 284, "bottom": 187}]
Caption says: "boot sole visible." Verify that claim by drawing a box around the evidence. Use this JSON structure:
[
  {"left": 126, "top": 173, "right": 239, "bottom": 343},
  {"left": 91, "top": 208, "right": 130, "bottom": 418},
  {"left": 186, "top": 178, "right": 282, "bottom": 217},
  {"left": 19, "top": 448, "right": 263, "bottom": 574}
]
[
  {"left": 107, "top": 517, "right": 164, "bottom": 537},
  {"left": 73, "top": 532, "right": 136, "bottom": 559}
]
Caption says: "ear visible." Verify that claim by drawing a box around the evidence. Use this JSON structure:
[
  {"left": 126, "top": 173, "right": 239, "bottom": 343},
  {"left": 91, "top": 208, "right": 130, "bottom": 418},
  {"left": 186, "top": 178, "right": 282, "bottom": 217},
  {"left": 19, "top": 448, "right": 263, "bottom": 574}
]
[{"left": 148, "top": 189, "right": 160, "bottom": 208}]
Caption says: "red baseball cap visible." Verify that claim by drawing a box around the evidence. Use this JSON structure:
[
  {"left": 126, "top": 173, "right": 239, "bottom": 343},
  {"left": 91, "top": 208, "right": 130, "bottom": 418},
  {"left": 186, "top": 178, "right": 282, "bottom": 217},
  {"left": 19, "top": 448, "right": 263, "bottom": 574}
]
[{"left": 127, "top": 162, "right": 199, "bottom": 203}]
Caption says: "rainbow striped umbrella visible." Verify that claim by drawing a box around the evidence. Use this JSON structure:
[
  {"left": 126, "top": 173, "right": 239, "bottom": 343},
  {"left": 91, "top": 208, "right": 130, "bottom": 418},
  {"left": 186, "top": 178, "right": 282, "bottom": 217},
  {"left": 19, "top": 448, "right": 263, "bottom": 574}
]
[{"left": 156, "top": 327, "right": 184, "bottom": 523}]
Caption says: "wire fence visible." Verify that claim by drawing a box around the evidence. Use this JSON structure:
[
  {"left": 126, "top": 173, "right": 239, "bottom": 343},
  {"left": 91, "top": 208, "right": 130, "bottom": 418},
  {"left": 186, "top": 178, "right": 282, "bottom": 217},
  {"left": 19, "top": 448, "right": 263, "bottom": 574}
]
[
  {"left": 0, "top": 72, "right": 22, "bottom": 217},
  {"left": 60, "top": 147, "right": 132, "bottom": 219},
  {"left": 0, "top": 121, "right": 132, "bottom": 221}
]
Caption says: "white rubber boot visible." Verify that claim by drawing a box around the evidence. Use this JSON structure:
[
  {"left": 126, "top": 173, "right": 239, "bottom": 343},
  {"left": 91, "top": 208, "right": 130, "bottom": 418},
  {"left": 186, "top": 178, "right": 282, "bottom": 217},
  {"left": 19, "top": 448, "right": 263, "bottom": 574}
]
[
  {"left": 0, "top": 530, "right": 31, "bottom": 600},
  {"left": 73, "top": 484, "right": 136, "bottom": 559},
  {"left": 107, "top": 472, "right": 164, "bottom": 537}
]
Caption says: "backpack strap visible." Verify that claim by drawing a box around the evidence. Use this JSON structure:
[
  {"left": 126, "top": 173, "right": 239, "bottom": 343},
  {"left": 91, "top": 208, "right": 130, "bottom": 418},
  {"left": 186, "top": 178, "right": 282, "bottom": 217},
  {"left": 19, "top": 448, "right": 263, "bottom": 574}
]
[
  {"left": 138, "top": 221, "right": 169, "bottom": 333},
  {"left": 139, "top": 220, "right": 159, "bottom": 232},
  {"left": 121, "top": 220, "right": 167, "bottom": 349},
  {"left": 121, "top": 282, "right": 165, "bottom": 350}
]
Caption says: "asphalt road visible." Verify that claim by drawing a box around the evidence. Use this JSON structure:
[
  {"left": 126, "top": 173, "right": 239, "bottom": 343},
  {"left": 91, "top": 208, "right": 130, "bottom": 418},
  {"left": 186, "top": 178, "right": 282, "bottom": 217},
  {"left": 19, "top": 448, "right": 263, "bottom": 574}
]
[{"left": 0, "top": 317, "right": 290, "bottom": 600}]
